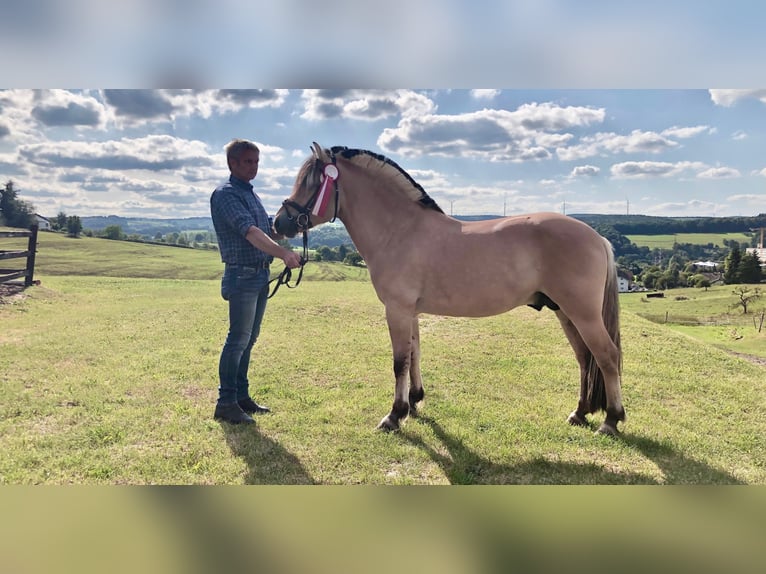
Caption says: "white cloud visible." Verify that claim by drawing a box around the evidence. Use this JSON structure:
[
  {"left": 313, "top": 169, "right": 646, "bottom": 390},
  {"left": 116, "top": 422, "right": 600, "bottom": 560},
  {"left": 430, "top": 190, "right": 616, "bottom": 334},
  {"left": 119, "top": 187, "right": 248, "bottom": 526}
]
[
  {"left": 471, "top": 89, "right": 500, "bottom": 100},
  {"left": 557, "top": 129, "right": 679, "bottom": 161},
  {"left": 660, "top": 125, "right": 709, "bottom": 138},
  {"left": 697, "top": 167, "right": 740, "bottom": 179},
  {"left": 571, "top": 165, "right": 600, "bottom": 177},
  {"left": 18, "top": 135, "right": 213, "bottom": 171},
  {"left": 709, "top": 89, "right": 766, "bottom": 107},
  {"left": 300, "top": 89, "right": 436, "bottom": 121},
  {"left": 732, "top": 130, "right": 748, "bottom": 141},
  {"left": 610, "top": 160, "right": 707, "bottom": 179},
  {"left": 378, "top": 102, "right": 604, "bottom": 161}
]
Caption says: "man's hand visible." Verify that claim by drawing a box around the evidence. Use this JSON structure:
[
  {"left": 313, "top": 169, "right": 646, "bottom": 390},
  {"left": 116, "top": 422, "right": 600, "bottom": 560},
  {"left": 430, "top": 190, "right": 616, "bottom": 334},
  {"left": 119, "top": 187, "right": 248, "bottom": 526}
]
[{"left": 282, "top": 249, "right": 303, "bottom": 269}]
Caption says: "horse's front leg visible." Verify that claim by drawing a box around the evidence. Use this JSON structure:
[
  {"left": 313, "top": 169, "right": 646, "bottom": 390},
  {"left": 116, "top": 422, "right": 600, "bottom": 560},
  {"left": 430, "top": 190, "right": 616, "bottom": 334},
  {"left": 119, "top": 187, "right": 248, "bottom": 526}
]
[
  {"left": 408, "top": 315, "right": 424, "bottom": 415},
  {"left": 377, "top": 306, "right": 414, "bottom": 432}
]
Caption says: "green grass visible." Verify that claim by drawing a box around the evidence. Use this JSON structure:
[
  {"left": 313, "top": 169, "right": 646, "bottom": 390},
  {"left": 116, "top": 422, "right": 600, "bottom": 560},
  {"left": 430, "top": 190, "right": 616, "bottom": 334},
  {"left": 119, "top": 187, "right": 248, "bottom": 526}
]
[
  {"left": 2, "top": 231, "right": 368, "bottom": 282},
  {"left": 621, "top": 285, "right": 766, "bottom": 360},
  {"left": 626, "top": 232, "right": 751, "bottom": 249},
  {"left": 1, "top": 236, "right": 765, "bottom": 484}
]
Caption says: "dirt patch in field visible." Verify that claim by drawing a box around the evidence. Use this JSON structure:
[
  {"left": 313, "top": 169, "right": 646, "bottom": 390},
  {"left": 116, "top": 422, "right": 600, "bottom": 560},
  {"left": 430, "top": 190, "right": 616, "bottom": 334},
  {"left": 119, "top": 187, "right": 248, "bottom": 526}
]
[
  {"left": 728, "top": 351, "right": 766, "bottom": 368},
  {"left": 0, "top": 283, "right": 28, "bottom": 305}
]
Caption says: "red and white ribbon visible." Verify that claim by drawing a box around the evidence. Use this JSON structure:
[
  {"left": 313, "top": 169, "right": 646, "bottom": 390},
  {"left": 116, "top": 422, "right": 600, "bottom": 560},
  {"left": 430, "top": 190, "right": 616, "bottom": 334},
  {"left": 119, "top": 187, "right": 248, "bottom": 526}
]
[{"left": 312, "top": 163, "right": 339, "bottom": 217}]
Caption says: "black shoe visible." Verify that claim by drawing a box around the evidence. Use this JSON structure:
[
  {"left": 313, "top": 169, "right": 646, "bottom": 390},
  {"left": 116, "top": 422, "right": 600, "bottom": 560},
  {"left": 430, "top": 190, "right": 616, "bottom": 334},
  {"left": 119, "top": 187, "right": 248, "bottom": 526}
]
[
  {"left": 214, "top": 403, "right": 255, "bottom": 424},
  {"left": 238, "top": 397, "right": 271, "bottom": 415}
]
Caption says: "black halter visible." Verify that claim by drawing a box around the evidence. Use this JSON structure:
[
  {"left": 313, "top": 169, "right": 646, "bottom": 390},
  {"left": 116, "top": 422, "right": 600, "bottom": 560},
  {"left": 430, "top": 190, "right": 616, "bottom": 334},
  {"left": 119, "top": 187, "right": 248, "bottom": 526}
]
[
  {"left": 267, "top": 157, "right": 339, "bottom": 298},
  {"left": 280, "top": 157, "right": 340, "bottom": 232}
]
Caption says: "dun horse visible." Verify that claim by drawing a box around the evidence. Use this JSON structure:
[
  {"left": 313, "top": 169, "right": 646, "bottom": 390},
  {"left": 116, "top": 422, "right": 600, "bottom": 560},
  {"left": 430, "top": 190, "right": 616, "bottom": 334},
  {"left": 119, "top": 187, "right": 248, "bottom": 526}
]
[{"left": 274, "top": 143, "right": 625, "bottom": 436}]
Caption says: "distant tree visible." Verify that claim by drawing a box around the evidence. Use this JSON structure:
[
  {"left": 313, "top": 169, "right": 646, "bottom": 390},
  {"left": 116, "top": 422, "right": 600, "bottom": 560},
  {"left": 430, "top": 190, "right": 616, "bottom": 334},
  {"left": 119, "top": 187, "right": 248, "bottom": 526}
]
[
  {"left": 66, "top": 215, "right": 83, "bottom": 237},
  {"left": 731, "top": 286, "right": 762, "bottom": 314},
  {"left": 738, "top": 251, "right": 763, "bottom": 284},
  {"left": 724, "top": 243, "right": 742, "bottom": 284},
  {"left": 0, "top": 180, "right": 35, "bottom": 228},
  {"left": 104, "top": 225, "right": 124, "bottom": 240},
  {"left": 55, "top": 211, "right": 68, "bottom": 231},
  {"left": 690, "top": 274, "right": 711, "bottom": 290},
  {"left": 344, "top": 252, "right": 364, "bottom": 267},
  {"left": 317, "top": 245, "right": 335, "bottom": 261},
  {"left": 640, "top": 269, "right": 661, "bottom": 290}
]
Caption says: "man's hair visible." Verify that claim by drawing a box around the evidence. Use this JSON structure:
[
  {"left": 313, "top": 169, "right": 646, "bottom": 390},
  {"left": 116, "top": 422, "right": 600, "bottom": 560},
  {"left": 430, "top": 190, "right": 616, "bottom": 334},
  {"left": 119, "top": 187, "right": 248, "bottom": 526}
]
[{"left": 225, "top": 139, "right": 259, "bottom": 168}]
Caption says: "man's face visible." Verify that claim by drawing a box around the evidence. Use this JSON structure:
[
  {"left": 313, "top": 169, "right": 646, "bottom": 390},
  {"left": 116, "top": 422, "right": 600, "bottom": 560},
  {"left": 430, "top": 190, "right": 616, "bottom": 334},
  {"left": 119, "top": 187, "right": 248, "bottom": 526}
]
[{"left": 230, "top": 149, "right": 259, "bottom": 182}]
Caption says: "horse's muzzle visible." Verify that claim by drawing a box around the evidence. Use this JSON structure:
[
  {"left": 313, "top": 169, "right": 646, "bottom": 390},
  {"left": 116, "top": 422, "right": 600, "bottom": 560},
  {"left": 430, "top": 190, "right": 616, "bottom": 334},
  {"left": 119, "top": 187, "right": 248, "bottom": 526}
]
[{"left": 274, "top": 211, "right": 299, "bottom": 238}]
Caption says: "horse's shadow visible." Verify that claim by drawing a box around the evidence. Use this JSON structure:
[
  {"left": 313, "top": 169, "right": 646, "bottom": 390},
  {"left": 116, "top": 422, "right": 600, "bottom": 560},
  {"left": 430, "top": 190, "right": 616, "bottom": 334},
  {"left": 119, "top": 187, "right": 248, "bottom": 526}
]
[
  {"left": 400, "top": 415, "right": 744, "bottom": 484},
  {"left": 220, "top": 422, "right": 316, "bottom": 484}
]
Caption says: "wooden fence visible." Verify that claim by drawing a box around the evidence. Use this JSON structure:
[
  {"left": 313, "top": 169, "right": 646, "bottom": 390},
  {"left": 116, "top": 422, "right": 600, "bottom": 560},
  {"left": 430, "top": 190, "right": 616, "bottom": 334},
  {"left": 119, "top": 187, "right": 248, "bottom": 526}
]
[{"left": 0, "top": 224, "right": 39, "bottom": 287}]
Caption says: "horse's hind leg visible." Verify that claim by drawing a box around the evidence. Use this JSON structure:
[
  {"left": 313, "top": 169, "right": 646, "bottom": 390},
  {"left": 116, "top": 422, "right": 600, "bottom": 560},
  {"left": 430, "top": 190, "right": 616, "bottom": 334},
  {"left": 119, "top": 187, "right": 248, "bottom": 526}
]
[
  {"left": 377, "top": 306, "right": 414, "bottom": 431},
  {"left": 555, "top": 310, "right": 591, "bottom": 427},
  {"left": 572, "top": 318, "right": 625, "bottom": 436},
  {"left": 408, "top": 316, "right": 424, "bottom": 415}
]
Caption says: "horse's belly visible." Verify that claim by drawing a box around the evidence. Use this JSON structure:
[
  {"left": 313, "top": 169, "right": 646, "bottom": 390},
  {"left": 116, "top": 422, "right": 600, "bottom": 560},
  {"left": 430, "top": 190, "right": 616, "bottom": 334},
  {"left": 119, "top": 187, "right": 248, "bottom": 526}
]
[{"left": 416, "top": 291, "right": 529, "bottom": 318}]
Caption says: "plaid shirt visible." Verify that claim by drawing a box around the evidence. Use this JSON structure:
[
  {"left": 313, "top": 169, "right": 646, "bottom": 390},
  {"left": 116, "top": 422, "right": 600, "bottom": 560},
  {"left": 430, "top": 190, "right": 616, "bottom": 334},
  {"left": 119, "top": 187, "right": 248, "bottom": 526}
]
[{"left": 210, "top": 175, "right": 273, "bottom": 266}]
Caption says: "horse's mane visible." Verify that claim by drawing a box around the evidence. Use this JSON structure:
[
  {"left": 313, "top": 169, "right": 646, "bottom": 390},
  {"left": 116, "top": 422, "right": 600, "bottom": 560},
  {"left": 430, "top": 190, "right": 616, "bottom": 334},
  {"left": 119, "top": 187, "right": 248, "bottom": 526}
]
[{"left": 330, "top": 146, "right": 444, "bottom": 214}]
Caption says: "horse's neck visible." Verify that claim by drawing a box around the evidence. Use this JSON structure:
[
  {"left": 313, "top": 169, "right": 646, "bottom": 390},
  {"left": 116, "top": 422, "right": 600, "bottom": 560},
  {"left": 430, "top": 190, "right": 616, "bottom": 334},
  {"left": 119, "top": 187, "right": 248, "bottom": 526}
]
[{"left": 338, "top": 167, "right": 428, "bottom": 261}]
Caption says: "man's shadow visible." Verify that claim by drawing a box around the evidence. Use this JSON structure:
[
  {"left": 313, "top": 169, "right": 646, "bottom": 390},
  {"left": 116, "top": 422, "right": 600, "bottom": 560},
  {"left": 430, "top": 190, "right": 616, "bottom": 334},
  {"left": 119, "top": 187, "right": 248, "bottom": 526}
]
[
  {"left": 400, "top": 415, "right": 744, "bottom": 484},
  {"left": 220, "top": 422, "right": 316, "bottom": 484}
]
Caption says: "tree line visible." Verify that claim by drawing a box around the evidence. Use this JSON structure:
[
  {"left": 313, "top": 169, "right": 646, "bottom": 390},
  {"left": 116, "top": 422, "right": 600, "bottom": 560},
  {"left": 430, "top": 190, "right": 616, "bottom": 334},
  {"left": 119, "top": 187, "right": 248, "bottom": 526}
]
[
  {"left": 596, "top": 223, "right": 763, "bottom": 289},
  {"left": 576, "top": 213, "right": 766, "bottom": 235}
]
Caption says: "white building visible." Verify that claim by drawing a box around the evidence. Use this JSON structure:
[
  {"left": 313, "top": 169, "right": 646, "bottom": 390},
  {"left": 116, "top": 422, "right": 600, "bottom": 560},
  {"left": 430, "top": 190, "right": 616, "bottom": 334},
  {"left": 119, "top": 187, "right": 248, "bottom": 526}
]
[{"left": 34, "top": 214, "right": 51, "bottom": 230}]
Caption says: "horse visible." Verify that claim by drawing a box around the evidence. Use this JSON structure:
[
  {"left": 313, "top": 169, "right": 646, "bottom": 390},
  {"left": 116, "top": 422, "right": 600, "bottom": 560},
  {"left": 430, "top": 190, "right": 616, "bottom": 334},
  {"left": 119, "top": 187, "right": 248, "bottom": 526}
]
[{"left": 274, "top": 143, "right": 625, "bottom": 436}]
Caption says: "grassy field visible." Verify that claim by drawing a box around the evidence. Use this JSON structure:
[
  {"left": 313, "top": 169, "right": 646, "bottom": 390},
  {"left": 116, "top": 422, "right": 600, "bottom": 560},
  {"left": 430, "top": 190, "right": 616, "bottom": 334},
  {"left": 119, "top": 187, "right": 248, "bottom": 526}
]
[
  {"left": 621, "top": 285, "right": 766, "bottom": 360},
  {"left": 626, "top": 232, "right": 751, "bottom": 249},
  {"left": 1, "top": 233, "right": 765, "bottom": 484}
]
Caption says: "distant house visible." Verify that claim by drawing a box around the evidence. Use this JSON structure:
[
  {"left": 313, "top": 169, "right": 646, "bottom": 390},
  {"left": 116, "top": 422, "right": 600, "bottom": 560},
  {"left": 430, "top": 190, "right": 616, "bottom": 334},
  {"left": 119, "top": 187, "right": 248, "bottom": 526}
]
[
  {"left": 34, "top": 214, "right": 51, "bottom": 230},
  {"left": 746, "top": 248, "right": 766, "bottom": 267},
  {"left": 617, "top": 268, "right": 634, "bottom": 292},
  {"left": 692, "top": 260, "right": 719, "bottom": 271},
  {"left": 746, "top": 226, "right": 766, "bottom": 266}
]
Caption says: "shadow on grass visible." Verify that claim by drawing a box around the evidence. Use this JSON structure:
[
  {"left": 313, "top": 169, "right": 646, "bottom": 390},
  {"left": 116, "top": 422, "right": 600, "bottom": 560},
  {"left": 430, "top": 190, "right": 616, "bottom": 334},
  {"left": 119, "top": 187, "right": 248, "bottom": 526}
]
[
  {"left": 221, "top": 421, "right": 316, "bottom": 485},
  {"left": 401, "top": 415, "right": 744, "bottom": 484}
]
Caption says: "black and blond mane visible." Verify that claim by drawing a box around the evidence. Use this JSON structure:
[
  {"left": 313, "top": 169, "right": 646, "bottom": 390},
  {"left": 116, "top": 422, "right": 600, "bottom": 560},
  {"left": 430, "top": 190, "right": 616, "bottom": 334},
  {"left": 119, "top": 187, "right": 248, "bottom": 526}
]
[{"left": 330, "top": 146, "right": 444, "bottom": 214}]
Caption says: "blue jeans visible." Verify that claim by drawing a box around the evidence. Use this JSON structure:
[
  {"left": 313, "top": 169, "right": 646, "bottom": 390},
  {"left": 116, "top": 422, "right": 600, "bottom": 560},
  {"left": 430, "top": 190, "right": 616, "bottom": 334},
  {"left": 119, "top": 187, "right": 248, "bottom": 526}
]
[{"left": 217, "top": 264, "right": 270, "bottom": 405}]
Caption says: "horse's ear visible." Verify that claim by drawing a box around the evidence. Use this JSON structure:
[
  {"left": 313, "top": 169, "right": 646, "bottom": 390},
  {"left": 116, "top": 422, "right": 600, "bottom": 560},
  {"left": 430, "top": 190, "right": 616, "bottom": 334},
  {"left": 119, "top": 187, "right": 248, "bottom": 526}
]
[{"left": 311, "top": 142, "right": 329, "bottom": 162}]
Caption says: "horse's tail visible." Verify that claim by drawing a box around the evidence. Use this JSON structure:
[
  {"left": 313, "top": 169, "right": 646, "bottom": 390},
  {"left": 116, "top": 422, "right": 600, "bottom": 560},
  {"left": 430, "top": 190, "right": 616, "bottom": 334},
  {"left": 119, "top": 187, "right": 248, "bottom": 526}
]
[{"left": 584, "top": 238, "right": 622, "bottom": 413}]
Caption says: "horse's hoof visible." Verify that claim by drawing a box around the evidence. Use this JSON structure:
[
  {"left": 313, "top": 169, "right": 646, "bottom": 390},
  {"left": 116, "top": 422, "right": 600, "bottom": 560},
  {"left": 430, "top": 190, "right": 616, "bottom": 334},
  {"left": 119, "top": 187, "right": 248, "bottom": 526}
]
[
  {"left": 567, "top": 411, "right": 588, "bottom": 427},
  {"left": 595, "top": 422, "right": 620, "bottom": 437},
  {"left": 377, "top": 416, "right": 400, "bottom": 432}
]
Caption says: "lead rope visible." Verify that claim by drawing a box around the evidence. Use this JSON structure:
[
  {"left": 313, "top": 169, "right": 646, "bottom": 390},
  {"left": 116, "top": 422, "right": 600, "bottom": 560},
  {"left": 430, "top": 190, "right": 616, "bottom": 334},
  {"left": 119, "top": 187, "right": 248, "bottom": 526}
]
[{"left": 268, "top": 230, "right": 309, "bottom": 299}]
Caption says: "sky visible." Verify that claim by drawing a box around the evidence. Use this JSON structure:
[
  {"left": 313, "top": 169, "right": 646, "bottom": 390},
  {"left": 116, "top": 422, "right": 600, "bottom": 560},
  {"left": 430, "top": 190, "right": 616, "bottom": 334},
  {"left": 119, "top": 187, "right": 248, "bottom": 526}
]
[
  {"left": 2, "top": 2, "right": 766, "bottom": 221},
  {"left": 2, "top": 89, "right": 766, "bottom": 220}
]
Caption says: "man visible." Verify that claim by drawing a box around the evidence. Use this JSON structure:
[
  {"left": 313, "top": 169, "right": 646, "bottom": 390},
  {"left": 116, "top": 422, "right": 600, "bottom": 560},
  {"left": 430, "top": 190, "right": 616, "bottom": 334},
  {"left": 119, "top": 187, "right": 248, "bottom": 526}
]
[{"left": 210, "top": 139, "right": 303, "bottom": 424}]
